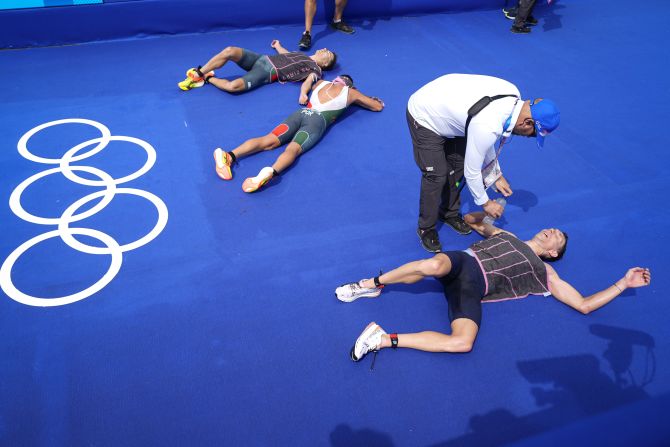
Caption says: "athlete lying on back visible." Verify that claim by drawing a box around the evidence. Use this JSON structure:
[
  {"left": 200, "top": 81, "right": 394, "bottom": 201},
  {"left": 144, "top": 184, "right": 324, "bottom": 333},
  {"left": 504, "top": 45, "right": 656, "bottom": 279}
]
[
  {"left": 212, "top": 74, "right": 384, "bottom": 192},
  {"left": 336, "top": 212, "right": 651, "bottom": 362},
  {"left": 178, "top": 40, "right": 335, "bottom": 94}
]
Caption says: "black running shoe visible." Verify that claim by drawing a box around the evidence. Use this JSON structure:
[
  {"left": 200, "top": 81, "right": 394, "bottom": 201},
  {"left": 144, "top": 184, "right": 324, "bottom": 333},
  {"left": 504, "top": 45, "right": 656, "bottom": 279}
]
[
  {"left": 511, "top": 24, "right": 531, "bottom": 34},
  {"left": 441, "top": 215, "right": 472, "bottom": 235},
  {"left": 298, "top": 31, "right": 312, "bottom": 50},
  {"left": 417, "top": 228, "right": 442, "bottom": 253},
  {"left": 331, "top": 20, "right": 355, "bottom": 34}
]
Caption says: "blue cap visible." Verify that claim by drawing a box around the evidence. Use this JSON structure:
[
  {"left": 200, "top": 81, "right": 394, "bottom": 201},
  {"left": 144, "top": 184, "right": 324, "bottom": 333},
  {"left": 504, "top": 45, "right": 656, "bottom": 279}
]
[{"left": 530, "top": 99, "right": 560, "bottom": 148}]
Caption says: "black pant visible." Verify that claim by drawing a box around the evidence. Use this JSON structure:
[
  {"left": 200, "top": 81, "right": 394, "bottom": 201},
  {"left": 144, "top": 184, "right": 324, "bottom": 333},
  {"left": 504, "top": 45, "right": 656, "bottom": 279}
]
[
  {"left": 514, "top": 0, "right": 537, "bottom": 26},
  {"left": 407, "top": 109, "right": 466, "bottom": 230}
]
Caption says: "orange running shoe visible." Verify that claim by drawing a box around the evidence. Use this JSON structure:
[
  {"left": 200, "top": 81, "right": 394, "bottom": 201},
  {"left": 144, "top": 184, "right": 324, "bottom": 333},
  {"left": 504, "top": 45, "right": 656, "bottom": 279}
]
[
  {"left": 178, "top": 68, "right": 215, "bottom": 91},
  {"left": 213, "top": 148, "right": 233, "bottom": 180},
  {"left": 242, "top": 167, "right": 274, "bottom": 193}
]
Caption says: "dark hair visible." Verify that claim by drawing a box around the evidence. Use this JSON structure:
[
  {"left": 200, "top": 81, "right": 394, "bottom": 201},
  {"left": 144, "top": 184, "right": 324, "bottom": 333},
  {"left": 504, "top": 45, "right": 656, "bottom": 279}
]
[
  {"left": 541, "top": 231, "right": 568, "bottom": 262},
  {"left": 339, "top": 74, "right": 354, "bottom": 87},
  {"left": 322, "top": 51, "right": 337, "bottom": 71}
]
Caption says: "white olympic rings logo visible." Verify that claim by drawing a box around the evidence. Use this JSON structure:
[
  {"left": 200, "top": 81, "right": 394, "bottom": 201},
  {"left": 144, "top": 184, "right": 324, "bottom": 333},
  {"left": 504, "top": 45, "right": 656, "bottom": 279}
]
[{"left": 0, "top": 119, "right": 168, "bottom": 307}]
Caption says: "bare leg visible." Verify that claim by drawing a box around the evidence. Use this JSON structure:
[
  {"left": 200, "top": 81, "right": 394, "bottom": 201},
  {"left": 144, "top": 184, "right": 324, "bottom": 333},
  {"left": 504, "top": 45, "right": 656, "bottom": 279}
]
[
  {"left": 378, "top": 318, "right": 478, "bottom": 353},
  {"left": 304, "top": 0, "right": 317, "bottom": 33},
  {"left": 333, "top": 0, "right": 348, "bottom": 21},
  {"left": 271, "top": 142, "right": 302, "bottom": 173},
  {"left": 208, "top": 77, "right": 246, "bottom": 93},
  {"left": 200, "top": 46, "right": 244, "bottom": 73},
  {"left": 230, "top": 133, "right": 281, "bottom": 160},
  {"left": 197, "top": 46, "right": 249, "bottom": 93},
  {"left": 359, "top": 253, "right": 452, "bottom": 288}
]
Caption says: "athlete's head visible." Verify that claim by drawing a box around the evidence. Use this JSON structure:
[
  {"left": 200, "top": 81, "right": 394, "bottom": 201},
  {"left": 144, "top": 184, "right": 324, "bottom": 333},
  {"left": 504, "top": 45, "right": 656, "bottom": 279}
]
[
  {"left": 313, "top": 48, "right": 337, "bottom": 70},
  {"left": 532, "top": 228, "right": 568, "bottom": 262},
  {"left": 333, "top": 74, "right": 354, "bottom": 88}
]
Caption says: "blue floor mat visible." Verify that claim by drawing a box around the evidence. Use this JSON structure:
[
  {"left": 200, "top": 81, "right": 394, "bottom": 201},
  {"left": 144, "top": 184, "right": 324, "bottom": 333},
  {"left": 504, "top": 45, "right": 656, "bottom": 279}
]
[{"left": 1, "top": 0, "right": 669, "bottom": 445}]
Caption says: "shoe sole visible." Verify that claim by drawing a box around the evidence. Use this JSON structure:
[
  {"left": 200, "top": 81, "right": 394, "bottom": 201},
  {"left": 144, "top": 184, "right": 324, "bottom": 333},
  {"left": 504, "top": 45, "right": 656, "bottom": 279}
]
[
  {"left": 242, "top": 171, "right": 273, "bottom": 193},
  {"left": 178, "top": 80, "right": 199, "bottom": 91},
  {"left": 213, "top": 149, "right": 233, "bottom": 180},
  {"left": 350, "top": 323, "right": 380, "bottom": 362},
  {"left": 335, "top": 284, "right": 381, "bottom": 303}
]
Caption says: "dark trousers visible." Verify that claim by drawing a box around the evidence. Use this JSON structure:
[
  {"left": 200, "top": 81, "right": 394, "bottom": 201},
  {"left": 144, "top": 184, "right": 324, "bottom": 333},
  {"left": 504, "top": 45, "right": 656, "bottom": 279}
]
[
  {"left": 407, "top": 109, "right": 466, "bottom": 230},
  {"left": 514, "top": 0, "right": 537, "bottom": 26}
]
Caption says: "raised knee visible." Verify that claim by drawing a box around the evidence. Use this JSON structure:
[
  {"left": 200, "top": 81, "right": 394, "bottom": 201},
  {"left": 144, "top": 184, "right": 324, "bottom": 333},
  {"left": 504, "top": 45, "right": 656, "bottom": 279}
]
[
  {"left": 423, "top": 257, "right": 449, "bottom": 277},
  {"left": 457, "top": 341, "right": 473, "bottom": 353},
  {"left": 221, "top": 46, "right": 236, "bottom": 59},
  {"left": 422, "top": 259, "right": 442, "bottom": 276},
  {"left": 446, "top": 338, "right": 473, "bottom": 353}
]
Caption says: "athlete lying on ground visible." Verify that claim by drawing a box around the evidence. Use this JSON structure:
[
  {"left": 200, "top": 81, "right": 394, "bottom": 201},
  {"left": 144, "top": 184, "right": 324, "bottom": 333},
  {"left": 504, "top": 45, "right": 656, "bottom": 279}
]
[
  {"left": 336, "top": 211, "right": 651, "bottom": 362},
  {"left": 212, "top": 74, "right": 384, "bottom": 192},
  {"left": 178, "top": 40, "right": 336, "bottom": 94}
]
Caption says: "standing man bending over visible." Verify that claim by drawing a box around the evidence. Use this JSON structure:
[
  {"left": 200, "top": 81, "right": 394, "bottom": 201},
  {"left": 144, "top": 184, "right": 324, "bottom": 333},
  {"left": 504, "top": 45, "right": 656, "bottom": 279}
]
[
  {"left": 212, "top": 74, "right": 383, "bottom": 193},
  {"left": 408, "top": 73, "right": 560, "bottom": 252},
  {"left": 336, "top": 213, "right": 651, "bottom": 362},
  {"left": 178, "top": 40, "right": 336, "bottom": 93}
]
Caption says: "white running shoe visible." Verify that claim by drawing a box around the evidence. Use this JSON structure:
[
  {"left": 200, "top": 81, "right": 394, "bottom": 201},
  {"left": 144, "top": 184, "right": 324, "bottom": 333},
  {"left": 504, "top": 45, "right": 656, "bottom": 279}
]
[
  {"left": 242, "top": 166, "right": 274, "bottom": 193},
  {"left": 351, "top": 322, "right": 387, "bottom": 362},
  {"left": 335, "top": 280, "right": 382, "bottom": 302}
]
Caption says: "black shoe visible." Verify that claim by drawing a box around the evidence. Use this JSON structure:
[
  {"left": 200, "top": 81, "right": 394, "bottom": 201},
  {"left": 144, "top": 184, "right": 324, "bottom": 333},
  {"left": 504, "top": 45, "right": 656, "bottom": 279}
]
[
  {"left": 525, "top": 16, "right": 538, "bottom": 26},
  {"left": 417, "top": 228, "right": 442, "bottom": 253},
  {"left": 511, "top": 24, "right": 531, "bottom": 34},
  {"left": 503, "top": 7, "right": 517, "bottom": 20},
  {"left": 331, "top": 20, "right": 355, "bottom": 34},
  {"left": 298, "top": 31, "right": 312, "bottom": 50},
  {"left": 441, "top": 215, "right": 472, "bottom": 235}
]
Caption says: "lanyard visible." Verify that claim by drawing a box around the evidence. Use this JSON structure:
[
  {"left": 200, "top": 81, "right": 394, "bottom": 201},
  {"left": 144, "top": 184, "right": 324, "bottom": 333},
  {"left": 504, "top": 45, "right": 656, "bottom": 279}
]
[
  {"left": 457, "top": 98, "right": 519, "bottom": 193},
  {"left": 483, "top": 103, "right": 517, "bottom": 172}
]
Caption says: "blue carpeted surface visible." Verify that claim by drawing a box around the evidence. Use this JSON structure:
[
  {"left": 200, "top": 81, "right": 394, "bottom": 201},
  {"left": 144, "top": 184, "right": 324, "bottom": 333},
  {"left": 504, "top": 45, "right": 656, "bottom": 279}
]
[{"left": 1, "top": 1, "right": 669, "bottom": 445}]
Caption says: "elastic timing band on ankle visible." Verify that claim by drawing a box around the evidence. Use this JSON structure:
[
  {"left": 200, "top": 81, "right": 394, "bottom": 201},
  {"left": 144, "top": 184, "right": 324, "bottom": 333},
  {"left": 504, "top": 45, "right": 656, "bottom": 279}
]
[
  {"left": 390, "top": 333, "right": 399, "bottom": 349},
  {"left": 196, "top": 66, "right": 205, "bottom": 78},
  {"left": 228, "top": 151, "right": 237, "bottom": 163},
  {"left": 373, "top": 275, "right": 384, "bottom": 288}
]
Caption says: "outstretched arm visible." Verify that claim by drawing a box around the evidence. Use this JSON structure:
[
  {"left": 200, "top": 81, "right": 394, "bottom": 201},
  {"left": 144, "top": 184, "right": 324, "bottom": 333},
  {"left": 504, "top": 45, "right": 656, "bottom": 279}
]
[
  {"left": 464, "top": 212, "right": 508, "bottom": 238},
  {"left": 270, "top": 39, "right": 289, "bottom": 54},
  {"left": 299, "top": 74, "right": 319, "bottom": 104},
  {"left": 546, "top": 264, "right": 651, "bottom": 314},
  {"left": 347, "top": 89, "right": 384, "bottom": 112}
]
